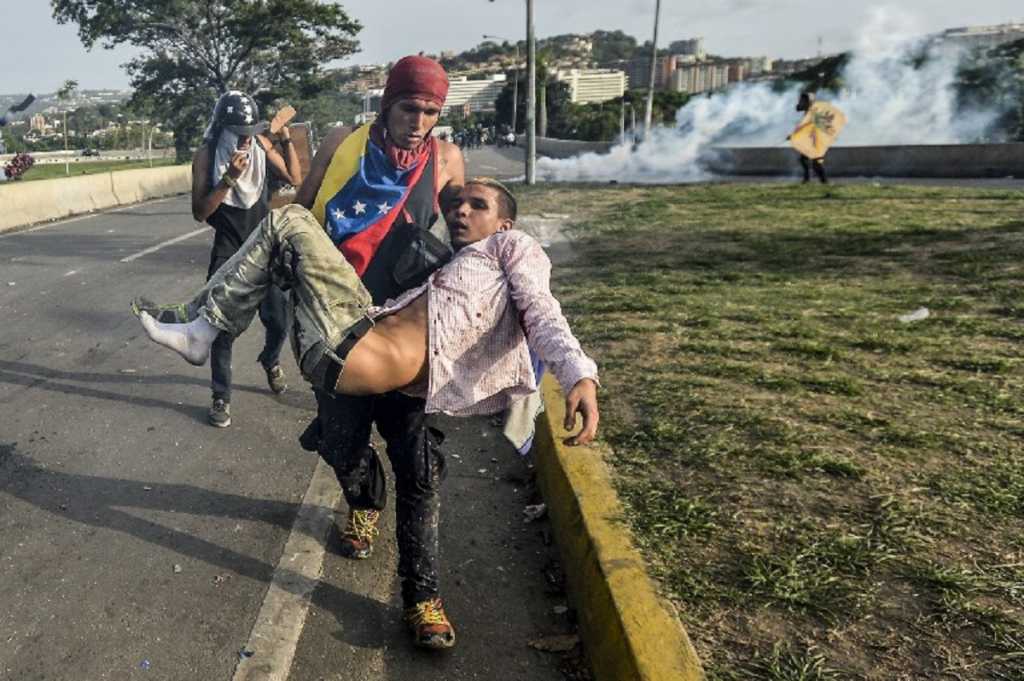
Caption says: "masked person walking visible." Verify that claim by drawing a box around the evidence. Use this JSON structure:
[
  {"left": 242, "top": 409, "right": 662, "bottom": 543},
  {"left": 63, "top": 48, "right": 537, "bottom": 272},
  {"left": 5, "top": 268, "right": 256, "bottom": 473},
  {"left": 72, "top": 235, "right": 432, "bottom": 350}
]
[
  {"left": 293, "top": 55, "right": 465, "bottom": 648},
  {"left": 190, "top": 91, "right": 303, "bottom": 426}
]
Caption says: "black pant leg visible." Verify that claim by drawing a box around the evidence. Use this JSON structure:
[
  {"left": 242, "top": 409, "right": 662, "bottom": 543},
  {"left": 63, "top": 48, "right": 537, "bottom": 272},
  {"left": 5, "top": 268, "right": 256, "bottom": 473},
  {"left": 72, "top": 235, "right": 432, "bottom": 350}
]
[
  {"left": 799, "top": 154, "right": 811, "bottom": 182},
  {"left": 209, "top": 332, "right": 234, "bottom": 401},
  {"left": 256, "top": 285, "right": 289, "bottom": 370},
  {"left": 313, "top": 390, "right": 384, "bottom": 509},
  {"left": 375, "top": 392, "right": 447, "bottom": 608},
  {"left": 207, "top": 233, "right": 237, "bottom": 401},
  {"left": 813, "top": 158, "right": 828, "bottom": 184}
]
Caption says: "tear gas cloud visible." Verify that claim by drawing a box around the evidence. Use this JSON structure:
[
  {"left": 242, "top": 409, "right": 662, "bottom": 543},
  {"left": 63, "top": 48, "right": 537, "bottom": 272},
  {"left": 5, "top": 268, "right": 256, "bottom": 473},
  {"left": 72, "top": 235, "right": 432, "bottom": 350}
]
[{"left": 537, "top": 8, "right": 1003, "bottom": 183}]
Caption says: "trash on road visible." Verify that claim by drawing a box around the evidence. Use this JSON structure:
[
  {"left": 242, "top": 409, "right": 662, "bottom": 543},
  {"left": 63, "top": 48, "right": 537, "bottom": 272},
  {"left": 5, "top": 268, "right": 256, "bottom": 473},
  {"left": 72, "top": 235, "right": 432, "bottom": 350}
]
[
  {"left": 898, "top": 307, "right": 930, "bottom": 323},
  {"left": 553, "top": 605, "right": 569, "bottom": 615},
  {"left": 173, "top": 564, "right": 182, "bottom": 574},
  {"left": 238, "top": 649, "right": 254, "bottom": 661},
  {"left": 523, "top": 503, "right": 547, "bottom": 523},
  {"left": 528, "top": 634, "right": 579, "bottom": 652},
  {"left": 139, "top": 659, "right": 151, "bottom": 670}
]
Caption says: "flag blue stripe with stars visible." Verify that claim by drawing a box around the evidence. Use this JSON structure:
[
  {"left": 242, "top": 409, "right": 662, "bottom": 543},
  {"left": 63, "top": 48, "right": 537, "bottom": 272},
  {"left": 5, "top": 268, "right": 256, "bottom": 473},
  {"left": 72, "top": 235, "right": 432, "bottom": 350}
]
[{"left": 323, "top": 140, "right": 416, "bottom": 245}]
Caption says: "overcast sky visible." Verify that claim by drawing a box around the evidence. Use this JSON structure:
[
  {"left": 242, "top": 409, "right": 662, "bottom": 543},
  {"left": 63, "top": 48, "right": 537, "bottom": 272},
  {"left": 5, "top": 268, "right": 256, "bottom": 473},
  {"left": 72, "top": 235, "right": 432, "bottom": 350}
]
[{"left": 5, "top": 1, "right": 1023, "bottom": 93}]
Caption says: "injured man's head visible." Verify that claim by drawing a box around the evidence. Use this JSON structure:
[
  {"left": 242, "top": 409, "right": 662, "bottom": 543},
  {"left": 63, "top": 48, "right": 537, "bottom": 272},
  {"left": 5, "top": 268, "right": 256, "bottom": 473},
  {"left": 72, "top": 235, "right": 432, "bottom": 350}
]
[{"left": 444, "top": 178, "right": 517, "bottom": 250}]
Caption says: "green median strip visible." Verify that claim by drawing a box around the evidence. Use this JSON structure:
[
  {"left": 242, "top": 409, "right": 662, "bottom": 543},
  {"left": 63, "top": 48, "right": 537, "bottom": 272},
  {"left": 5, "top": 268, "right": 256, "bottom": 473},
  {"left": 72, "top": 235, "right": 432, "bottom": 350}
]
[
  {"left": 13, "top": 157, "right": 179, "bottom": 182},
  {"left": 520, "top": 182, "right": 1024, "bottom": 681}
]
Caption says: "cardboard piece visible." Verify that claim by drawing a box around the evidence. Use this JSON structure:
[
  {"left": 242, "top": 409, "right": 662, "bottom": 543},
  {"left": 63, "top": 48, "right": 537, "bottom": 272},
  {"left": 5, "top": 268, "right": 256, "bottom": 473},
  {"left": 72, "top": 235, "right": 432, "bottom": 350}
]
[{"left": 789, "top": 101, "right": 847, "bottom": 159}]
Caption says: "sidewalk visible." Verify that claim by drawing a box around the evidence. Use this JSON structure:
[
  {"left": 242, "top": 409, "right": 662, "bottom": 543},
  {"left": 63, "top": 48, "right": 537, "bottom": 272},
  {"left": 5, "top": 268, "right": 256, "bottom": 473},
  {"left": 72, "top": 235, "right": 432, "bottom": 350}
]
[{"left": 288, "top": 414, "right": 582, "bottom": 681}]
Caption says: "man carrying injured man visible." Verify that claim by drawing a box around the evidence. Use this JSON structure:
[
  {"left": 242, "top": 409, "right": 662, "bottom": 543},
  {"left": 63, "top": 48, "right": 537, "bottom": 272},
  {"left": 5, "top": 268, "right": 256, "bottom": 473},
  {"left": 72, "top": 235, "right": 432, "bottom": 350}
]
[{"left": 133, "top": 175, "right": 599, "bottom": 451}]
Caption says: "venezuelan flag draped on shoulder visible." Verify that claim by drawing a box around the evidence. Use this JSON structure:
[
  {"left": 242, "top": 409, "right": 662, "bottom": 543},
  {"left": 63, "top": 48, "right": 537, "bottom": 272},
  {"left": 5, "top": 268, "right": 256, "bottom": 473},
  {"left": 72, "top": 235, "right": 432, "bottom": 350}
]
[{"left": 311, "top": 123, "right": 436, "bottom": 277}]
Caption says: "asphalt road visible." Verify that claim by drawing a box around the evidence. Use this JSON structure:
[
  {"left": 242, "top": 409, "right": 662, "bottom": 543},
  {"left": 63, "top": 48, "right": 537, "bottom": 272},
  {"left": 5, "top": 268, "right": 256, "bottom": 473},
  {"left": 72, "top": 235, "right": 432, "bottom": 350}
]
[{"left": 0, "top": 189, "right": 571, "bottom": 680}]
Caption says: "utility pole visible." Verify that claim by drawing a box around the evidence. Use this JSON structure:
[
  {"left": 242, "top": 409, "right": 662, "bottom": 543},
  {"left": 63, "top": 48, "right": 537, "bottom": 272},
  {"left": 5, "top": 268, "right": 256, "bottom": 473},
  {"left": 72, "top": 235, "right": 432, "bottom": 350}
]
[
  {"left": 525, "top": 0, "right": 536, "bottom": 183},
  {"left": 489, "top": 0, "right": 535, "bottom": 183},
  {"left": 643, "top": 0, "right": 661, "bottom": 141}
]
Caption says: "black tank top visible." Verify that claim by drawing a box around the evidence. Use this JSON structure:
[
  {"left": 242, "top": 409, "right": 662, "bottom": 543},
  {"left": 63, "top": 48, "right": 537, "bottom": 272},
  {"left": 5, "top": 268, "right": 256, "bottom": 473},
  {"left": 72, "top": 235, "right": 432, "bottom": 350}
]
[{"left": 360, "top": 150, "right": 440, "bottom": 304}]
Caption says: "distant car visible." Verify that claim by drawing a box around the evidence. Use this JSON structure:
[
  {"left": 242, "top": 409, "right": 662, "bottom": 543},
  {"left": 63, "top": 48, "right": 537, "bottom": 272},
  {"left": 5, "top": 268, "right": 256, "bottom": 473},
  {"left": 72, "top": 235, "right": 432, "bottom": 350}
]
[{"left": 80, "top": 148, "right": 99, "bottom": 157}]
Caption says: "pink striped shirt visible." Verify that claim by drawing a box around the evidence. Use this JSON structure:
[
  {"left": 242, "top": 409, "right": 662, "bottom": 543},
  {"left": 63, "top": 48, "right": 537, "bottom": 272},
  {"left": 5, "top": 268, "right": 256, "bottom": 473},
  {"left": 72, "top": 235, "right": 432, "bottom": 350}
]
[{"left": 371, "top": 230, "right": 598, "bottom": 416}]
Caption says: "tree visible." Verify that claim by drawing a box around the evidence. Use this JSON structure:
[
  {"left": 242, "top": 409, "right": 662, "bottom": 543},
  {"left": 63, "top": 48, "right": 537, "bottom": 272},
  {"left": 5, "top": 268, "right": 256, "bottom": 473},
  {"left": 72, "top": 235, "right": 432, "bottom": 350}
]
[
  {"left": 957, "top": 38, "right": 1024, "bottom": 142},
  {"left": 57, "top": 79, "right": 78, "bottom": 174},
  {"left": 495, "top": 69, "right": 571, "bottom": 138},
  {"left": 590, "top": 30, "right": 639, "bottom": 63},
  {"left": 52, "top": 0, "right": 362, "bottom": 161}
]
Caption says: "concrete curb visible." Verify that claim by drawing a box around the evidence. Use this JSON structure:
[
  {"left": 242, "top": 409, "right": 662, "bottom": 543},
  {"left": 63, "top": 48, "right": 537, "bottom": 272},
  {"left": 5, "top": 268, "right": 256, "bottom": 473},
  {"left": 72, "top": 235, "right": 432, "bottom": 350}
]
[{"left": 532, "top": 373, "right": 705, "bottom": 681}]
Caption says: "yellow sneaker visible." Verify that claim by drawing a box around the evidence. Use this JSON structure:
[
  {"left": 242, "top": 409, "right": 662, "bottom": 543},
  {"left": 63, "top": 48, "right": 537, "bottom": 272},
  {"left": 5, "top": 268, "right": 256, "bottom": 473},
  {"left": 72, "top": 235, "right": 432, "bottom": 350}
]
[
  {"left": 404, "top": 597, "right": 455, "bottom": 649},
  {"left": 338, "top": 508, "right": 380, "bottom": 559}
]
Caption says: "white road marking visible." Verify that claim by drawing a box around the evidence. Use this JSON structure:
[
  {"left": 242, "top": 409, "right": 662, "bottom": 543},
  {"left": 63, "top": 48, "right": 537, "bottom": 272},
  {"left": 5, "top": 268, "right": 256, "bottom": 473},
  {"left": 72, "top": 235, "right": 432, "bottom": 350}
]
[
  {"left": 63, "top": 270, "right": 78, "bottom": 277},
  {"left": 232, "top": 459, "right": 341, "bottom": 681},
  {"left": 120, "top": 227, "right": 208, "bottom": 263}
]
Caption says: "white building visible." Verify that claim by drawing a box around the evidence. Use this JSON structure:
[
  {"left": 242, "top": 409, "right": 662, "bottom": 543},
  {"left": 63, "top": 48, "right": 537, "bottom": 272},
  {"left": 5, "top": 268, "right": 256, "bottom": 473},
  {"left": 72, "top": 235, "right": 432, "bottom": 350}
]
[
  {"left": 555, "top": 69, "right": 627, "bottom": 105},
  {"left": 936, "top": 23, "right": 1024, "bottom": 51},
  {"left": 671, "top": 63, "right": 730, "bottom": 94},
  {"left": 668, "top": 37, "right": 706, "bottom": 61},
  {"left": 443, "top": 74, "right": 507, "bottom": 116}
]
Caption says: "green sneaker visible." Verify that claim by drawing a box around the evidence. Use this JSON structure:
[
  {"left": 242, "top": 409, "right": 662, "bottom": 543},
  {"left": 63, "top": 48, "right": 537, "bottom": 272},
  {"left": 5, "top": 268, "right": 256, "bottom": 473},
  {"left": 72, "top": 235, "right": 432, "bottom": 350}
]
[
  {"left": 208, "top": 398, "right": 231, "bottom": 428},
  {"left": 264, "top": 364, "right": 288, "bottom": 394},
  {"left": 130, "top": 296, "right": 192, "bottom": 324}
]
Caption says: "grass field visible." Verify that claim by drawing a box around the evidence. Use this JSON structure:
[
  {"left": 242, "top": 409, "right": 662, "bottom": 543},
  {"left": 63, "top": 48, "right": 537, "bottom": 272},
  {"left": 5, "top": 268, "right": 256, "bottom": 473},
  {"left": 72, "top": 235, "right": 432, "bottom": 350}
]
[
  {"left": 518, "top": 183, "right": 1024, "bottom": 680},
  {"left": 14, "top": 157, "right": 179, "bottom": 182}
]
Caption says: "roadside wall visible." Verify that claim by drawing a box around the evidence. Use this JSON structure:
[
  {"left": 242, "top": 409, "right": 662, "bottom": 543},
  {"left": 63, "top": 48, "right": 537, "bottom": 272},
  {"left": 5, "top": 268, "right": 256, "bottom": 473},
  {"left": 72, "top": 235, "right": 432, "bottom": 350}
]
[
  {"left": 516, "top": 135, "right": 616, "bottom": 159},
  {"left": 706, "top": 143, "right": 1024, "bottom": 178},
  {"left": 524, "top": 136, "right": 1024, "bottom": 178},
  {"left": 0, "top": 165, "right": 191, "bottom": 233}
]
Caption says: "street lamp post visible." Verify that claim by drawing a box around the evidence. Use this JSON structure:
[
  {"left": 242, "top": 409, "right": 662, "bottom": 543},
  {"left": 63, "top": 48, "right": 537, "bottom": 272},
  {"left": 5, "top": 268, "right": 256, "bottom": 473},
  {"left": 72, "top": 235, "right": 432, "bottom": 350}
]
[
  {"left": 63, "top": 110, "right": 69, "bottom": 176},
  {"left": 525, "top": 0, "right": 536, "bottom": 184},
  {"left": 482, "top": 34, "right": 519, "bottom": 134},
  {"left": 643, "top": 0, "right": 662, "bottom": 141},
  {"left": 489, "top": 0, "right": 535, "bottom": 184}
]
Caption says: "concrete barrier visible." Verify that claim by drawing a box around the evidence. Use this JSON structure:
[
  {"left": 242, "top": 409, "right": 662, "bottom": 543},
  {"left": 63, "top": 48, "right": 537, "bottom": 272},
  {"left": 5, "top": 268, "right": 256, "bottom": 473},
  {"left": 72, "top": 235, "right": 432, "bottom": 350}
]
[
  {"left": 516, "top": 135, "right": 616, "bottom": 159},
  {"left": 524, "top": 135, "right": 1024, "bottom": 178},
  {"left": 0, "top": 165, "right": 191, "bottom": 233},
  {"left": 706, "top": 143, "right": 1024, "bottom": 178}
]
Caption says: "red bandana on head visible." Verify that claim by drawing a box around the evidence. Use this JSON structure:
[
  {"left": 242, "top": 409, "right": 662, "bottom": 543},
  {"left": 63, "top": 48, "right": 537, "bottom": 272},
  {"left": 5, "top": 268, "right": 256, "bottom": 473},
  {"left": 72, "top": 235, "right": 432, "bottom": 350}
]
[{"left": 373, "top": 55, "right": 449, "bottom": 170}]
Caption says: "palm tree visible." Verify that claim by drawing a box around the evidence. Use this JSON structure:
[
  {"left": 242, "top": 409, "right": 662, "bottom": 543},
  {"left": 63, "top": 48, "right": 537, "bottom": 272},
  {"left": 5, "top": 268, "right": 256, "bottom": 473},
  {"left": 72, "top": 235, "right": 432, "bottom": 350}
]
[{"left": 56, "top": 80, "right": 79, "bottom": 176}]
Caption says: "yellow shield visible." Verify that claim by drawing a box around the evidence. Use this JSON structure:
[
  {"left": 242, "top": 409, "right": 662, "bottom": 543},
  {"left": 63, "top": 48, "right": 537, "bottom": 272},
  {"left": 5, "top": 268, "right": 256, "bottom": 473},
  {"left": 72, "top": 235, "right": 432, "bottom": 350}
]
[{"left": 789, "top": 101, "right": 847, "bottom": 159}]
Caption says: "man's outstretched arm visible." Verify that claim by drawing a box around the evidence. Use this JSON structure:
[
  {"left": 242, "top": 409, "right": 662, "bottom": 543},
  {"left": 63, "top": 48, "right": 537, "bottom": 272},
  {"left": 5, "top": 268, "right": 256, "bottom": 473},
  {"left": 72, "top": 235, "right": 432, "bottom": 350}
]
[{"left": 501, "top": 233, "right": 600, "bottom": 446}]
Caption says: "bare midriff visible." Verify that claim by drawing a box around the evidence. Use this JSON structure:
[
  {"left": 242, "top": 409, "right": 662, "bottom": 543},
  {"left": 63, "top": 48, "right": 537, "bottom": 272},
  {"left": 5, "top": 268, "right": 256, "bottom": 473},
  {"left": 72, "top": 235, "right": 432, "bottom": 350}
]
[{"left": 335, "top": 292, "right": 430, "bottom": 395}]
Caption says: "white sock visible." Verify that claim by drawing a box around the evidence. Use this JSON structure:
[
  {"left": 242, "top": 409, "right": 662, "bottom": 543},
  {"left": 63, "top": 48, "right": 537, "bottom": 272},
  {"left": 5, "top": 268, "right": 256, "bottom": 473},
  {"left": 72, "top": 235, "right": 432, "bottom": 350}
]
[{"left": 139, "top": 311, "right": 220, "bottom": 366}]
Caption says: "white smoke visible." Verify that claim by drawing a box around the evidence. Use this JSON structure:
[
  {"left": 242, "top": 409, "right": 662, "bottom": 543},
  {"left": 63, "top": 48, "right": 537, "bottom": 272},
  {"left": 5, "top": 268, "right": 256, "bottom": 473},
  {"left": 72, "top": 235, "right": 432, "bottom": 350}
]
[{"left": 537, "top": 7, "right": 1003, "bottom": 183}]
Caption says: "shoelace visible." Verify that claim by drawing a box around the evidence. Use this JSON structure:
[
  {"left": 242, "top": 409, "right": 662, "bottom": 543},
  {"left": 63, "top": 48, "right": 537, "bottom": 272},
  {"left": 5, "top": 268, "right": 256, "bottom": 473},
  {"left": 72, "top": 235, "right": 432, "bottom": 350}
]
[
  {"left": 408, "top": 598, "right": 448, "bottom": 626},
  {"left": 345, "top": 509, "right": 380, "bottom": 541}
]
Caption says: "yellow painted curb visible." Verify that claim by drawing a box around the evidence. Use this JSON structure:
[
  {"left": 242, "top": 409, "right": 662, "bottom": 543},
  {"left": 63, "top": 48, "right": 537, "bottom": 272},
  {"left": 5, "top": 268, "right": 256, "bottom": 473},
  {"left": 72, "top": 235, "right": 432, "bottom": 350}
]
[{"left": 533, "top": 374, "right": 705, "bottom": 681}]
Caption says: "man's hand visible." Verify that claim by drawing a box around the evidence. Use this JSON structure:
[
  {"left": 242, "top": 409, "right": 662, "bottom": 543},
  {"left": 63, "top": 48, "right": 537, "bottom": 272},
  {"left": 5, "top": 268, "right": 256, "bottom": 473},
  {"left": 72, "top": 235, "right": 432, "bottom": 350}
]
[
  {"left": 563, "top": 378, "right": 599, "bottom": 446},
  {"left": 227, "top": 150, "right": 249, "bottom": 179}
]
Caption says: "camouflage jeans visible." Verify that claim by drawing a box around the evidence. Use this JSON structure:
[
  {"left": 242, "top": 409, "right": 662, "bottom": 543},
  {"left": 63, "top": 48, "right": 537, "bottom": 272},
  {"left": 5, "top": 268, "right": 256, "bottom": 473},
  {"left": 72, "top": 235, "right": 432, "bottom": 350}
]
[{"left": 192, "top": 204, "right": 374, "bottom": 383}]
